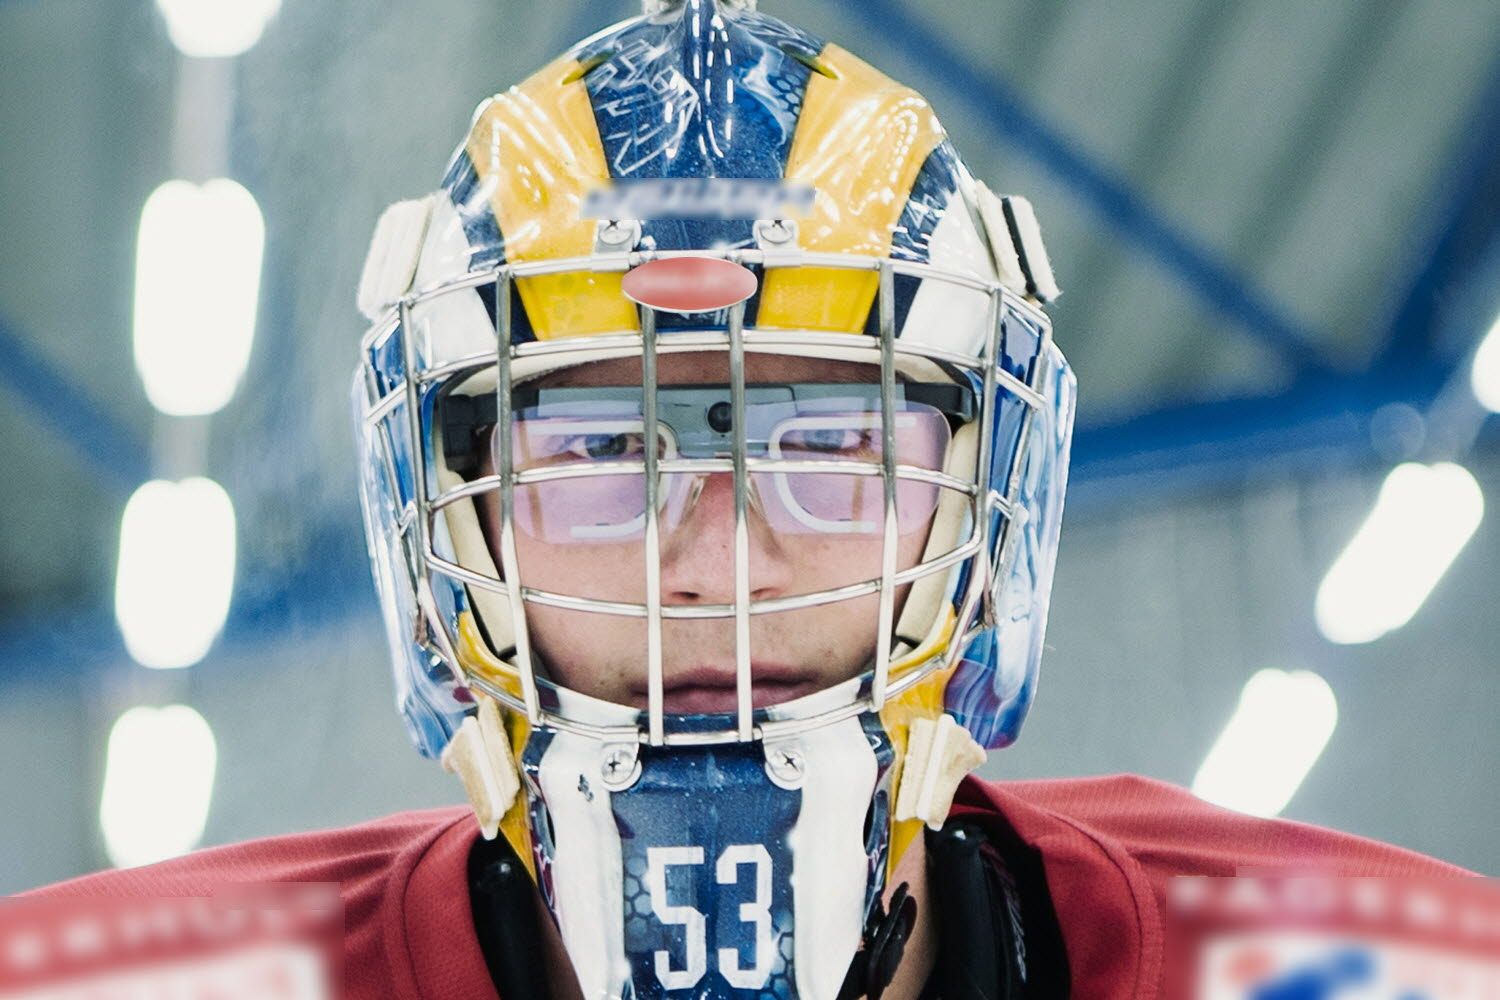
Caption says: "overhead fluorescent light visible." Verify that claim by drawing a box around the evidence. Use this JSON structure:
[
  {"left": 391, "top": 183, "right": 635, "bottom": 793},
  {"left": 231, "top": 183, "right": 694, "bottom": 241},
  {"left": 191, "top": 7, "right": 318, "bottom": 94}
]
[
  {"left": 1315, "top": 462, "right": 1484, "bottom": 645},
  {"left": 1192, "top": 669, "right": 1338, "bottom": 818},
  {"left": 134, "top": 179, "right": 264, "bottom": 417},
  {"left": 100, "top": 705, "right": 218, "bottom": 869},
  {"left": 1473, "top": 311, "right": 1500, "bottom": 413},
  {"left": 114, "top": 478, "right": 237, "bottom": 669},
  {"left": 155, "top": 0, "right": 282, "bottom": 58}
]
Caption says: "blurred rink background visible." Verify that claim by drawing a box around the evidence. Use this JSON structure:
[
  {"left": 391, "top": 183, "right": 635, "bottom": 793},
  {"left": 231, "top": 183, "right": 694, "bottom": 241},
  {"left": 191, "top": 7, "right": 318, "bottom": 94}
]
[{"left": 1, "top": 0, "right": 1498, "bottom": 892}]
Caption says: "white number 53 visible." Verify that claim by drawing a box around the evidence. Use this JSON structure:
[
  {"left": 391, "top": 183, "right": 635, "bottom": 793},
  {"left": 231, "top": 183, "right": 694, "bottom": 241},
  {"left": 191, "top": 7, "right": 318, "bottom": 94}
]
[{"left": 646, "top": 844, "right": 774, "bottom": 990}]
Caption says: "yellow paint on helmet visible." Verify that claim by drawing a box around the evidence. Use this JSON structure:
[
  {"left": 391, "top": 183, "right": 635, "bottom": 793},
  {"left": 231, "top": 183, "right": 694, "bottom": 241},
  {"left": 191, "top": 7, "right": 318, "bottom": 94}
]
[
  {"left": 497, "top": 709, "right": 535, "bottom": 880},
  {"left": 455, "top": 611, "right": 535, "bottom": 877},
  {"left": 467, "top": 54, "right": 638, "bottom": 339},
  {"left": 456, "top": 610, "right": 523, "bottom": 699},
  {"left": 758, "top": 44, "right": 947, "bottom": 333},
  {"left": 879, "top": 606, "right": 960, "bottom": 877}
]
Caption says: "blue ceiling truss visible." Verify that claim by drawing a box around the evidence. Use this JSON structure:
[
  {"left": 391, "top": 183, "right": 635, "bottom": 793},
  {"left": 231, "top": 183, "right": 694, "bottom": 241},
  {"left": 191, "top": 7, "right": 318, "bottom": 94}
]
[
  {"left": 1374, "top": 50, "right": 1500, "bottom": 374},
  {"left": 1068, "top": 44, "right": 1500, "bottom": 506},
  {"left": 0, "top": 310, "right": 150, "bottom": 491}
]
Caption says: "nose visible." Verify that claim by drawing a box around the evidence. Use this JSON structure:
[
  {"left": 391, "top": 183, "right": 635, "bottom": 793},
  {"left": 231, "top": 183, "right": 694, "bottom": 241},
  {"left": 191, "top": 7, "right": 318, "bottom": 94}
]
[{"left": 658, "top": 472, "right": 794, "bottom": 604}]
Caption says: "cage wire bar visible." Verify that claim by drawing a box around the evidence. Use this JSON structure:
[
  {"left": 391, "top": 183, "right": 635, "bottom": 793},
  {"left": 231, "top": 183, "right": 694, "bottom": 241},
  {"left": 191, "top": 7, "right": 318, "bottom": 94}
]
[
  {"left": 641, "top": 304, "right": 666, "bottom": 744},
  {"left": 873, "top": 262, "right": 900, "bottom": 710},
  {"left": 972, "top": 283, "right": 1004, "bottom": 632},
  {"left": 491, "top": 270, "right": 543, "bottom": 724},
  {"left": 727, "top": 298, "right": 754, "bottom": 740}
]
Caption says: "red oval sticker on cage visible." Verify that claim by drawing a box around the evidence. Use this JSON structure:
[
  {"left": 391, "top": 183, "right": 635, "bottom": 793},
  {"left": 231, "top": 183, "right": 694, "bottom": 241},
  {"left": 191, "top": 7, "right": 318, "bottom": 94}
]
[{"left": 622, "top": 257, "right": 758, "bottom": 314}]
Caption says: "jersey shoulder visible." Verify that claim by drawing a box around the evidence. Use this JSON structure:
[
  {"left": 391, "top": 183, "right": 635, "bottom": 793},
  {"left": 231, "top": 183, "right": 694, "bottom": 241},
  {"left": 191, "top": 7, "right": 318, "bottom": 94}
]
[
  {"left": 14, "top": 807, "right": 485, "bottom": 1000},
  {"left": 966, "top": 772, "right": 1467, "bottom": 877},
  {"left": 951, "top": 774, "right": 1471, "bottom": 998},
  {"left": 18, "top": 806, "right": 474, "bottom": 897}
]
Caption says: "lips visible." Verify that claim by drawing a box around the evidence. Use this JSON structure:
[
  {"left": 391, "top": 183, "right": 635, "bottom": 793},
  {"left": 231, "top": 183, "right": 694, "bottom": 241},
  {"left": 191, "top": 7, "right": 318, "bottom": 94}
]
[{"left": 634, "top": 666, "right": 823, "bottom": 715}]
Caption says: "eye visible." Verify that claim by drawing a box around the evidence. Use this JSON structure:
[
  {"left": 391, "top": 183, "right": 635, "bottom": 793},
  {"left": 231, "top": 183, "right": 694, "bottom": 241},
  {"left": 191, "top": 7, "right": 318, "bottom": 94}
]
[
  {"left": 800, "top": 428, "right": 856, "bottom": 452},
  {"left": 787, "top": 426, "right": 880, "bottom": 455},
  {"left": 575, "top": 432, "right": 639, "bottom": 459}
]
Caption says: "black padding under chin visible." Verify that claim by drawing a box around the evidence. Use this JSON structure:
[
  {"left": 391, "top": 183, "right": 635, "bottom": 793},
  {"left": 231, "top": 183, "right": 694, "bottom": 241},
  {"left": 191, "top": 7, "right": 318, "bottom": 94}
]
[
  {"left": 468, "top": 834, "right": 551, "bottom": 1000},
  {"left": 925, "top": 818, "right": 1071, "bottom": 999}
]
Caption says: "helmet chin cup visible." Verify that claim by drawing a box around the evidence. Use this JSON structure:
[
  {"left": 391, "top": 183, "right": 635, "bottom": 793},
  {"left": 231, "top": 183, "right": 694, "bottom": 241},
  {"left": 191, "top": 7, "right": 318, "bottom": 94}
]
[{"left": 521, "top": 711, "right": 895, "bottom": 1000}]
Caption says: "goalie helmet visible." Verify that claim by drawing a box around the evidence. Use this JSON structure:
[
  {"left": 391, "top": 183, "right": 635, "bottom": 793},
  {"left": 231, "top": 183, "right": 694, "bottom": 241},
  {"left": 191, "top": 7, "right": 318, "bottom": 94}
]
[{"left": 353, "top": 2, "right": 1074, "bottom": 997}]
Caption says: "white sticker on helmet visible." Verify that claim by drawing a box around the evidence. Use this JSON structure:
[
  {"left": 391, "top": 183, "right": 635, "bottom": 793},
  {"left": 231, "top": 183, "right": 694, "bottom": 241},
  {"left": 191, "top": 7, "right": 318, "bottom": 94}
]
[
  {"left": 410, "top": 194, "right": 496, "bottom": 365},
  {"left": 357, "top": 195, "right": 434, "bottom": 321},
  {"left": 899, "top": 181, "right": 996, "bottom": 359}
]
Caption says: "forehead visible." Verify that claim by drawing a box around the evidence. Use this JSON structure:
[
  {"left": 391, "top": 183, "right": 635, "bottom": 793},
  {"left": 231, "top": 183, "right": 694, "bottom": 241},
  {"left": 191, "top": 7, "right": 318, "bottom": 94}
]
[{"left": 540, "top": 351, "right": 881, "bottom": 388}]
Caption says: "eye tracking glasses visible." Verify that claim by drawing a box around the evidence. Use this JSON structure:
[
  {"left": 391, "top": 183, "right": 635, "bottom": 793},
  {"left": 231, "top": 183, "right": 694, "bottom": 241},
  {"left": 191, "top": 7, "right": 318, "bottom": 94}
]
[{"left": 442, "top": 382, "right": 976, "bottom": 543}]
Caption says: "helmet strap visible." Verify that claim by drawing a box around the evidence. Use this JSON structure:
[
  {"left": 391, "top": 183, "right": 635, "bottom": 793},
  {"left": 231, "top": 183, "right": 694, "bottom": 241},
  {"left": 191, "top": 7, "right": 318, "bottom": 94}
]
[
  {"left": 924, "top": 818, "right": 1071, "bottom": 1000},
  {"left": 836, "top": 882, "right": 917, "bottom": 1000},
  {"left": 468, "top": 834, "right": 551, "bottom": 1000}
]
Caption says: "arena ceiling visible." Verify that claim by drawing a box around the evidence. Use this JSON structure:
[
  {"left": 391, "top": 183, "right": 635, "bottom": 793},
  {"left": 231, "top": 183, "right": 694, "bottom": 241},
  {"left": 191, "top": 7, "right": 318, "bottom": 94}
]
[{"left": 1, "top": 0, "right": 1498, "bottom": 644}]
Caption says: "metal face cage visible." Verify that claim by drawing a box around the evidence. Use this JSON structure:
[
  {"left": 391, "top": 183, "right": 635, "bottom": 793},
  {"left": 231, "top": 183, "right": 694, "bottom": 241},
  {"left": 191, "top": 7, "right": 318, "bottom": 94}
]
[{"left": 356, "top": 245, "right": 1059, "bottom": 751}]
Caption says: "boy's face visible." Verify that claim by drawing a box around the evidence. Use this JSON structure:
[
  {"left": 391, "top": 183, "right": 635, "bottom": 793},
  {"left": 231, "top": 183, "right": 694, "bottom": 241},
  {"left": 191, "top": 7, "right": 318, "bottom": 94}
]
[{"left": 476, "top": 352, "right": 942, "bottom": 714}]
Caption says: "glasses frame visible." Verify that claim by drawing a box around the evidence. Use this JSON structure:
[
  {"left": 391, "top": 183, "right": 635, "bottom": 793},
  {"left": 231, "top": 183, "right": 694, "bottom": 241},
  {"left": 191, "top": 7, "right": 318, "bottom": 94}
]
[{"left": 451, "top": 382, "right": 966, "bottom": 540}]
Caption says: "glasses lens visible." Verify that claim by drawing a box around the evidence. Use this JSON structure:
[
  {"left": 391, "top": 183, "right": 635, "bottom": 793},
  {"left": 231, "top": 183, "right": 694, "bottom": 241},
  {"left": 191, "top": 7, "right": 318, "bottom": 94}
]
[
  {"left": 760, "top": 405, "right": 950, "bottom": 535},
  {"left": 511, "top": 411, "right": 677, "bottom": 543}
]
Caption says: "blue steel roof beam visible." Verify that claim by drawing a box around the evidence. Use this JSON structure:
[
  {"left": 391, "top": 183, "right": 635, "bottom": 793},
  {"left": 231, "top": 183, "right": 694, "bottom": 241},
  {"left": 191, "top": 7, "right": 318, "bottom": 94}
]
[
  {"left": 1374, "top": 48, "right": 1500, "bottom": 375},
  {"left": 822, "top": 0, "right": 1333, "bottom": 376},
  {"left": 1068, "top": 359, "right": 1460, "bottom": 514},
  {"left": 0, "top": 310, "right": 151, "bottom": 491},
  {"left": 1074, "top": 179, "right": 1500, "bottom": 511},
  {"left": 1070, "top": 220, "right": 1500, "bottom": 512},
  {"left": 0, "top": 517, "right": 372, "bottom": 683}
]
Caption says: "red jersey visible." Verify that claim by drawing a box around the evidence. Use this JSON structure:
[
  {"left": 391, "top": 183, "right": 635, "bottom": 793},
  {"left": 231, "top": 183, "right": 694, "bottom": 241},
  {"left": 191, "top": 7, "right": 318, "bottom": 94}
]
[{"left": 17, "top": 775, "right": 1469, "bottom": 999}]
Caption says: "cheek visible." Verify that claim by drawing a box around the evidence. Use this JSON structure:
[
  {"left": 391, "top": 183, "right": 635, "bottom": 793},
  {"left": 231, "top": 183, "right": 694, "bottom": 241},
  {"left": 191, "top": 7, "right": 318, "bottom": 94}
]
[
  {"left": 523, "top": 604, "right": 644, "bottom": 700},
  {"left": 506, "top": 536, "right": 648, "bottom": 698},
  {"left": 898, "top": 524, "right": 932, "bottom": 569},
  {"left": 510, "top": 533, "right": 647, "bottom": 602},
  {"left": 476, "top": 489, "right": 644, "bottom": 598},
  {"left": 776, "top": 524, "right": 934, "bottom": 586}
]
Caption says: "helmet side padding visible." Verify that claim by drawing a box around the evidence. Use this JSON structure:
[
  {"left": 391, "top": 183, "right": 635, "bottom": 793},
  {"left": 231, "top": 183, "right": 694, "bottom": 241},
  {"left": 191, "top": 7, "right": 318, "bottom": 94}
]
[
  {"left": 434, "top": 455, "right": 518, "bottom": 680},
  {"left": 890, "top": 417, "right": 978, "bottom": 661}
]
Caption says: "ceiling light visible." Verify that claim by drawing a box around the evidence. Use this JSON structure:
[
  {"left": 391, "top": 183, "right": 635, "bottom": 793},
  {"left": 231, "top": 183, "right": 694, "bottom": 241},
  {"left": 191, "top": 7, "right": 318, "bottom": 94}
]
[
  {"left": 1472, "top": 311, "right": 1500, "bottom": 413},
  {"left": 155, "top": 0, "right": 282, "bottom": 58},
  {"left": 1192, "top": 669, "right": 1337, "bottom": 818},
  {"left": 100, "top": 705, "right": 217, "bottom": 869},
  {"left": 1315, "top": 462, "right": 1483, "bottom": 645},
  {"left": 134, "top": 179, "right": 264, "bottom": 416},
  {"left": 114, "top": 478, "right": 237, "bottom": 669}
]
